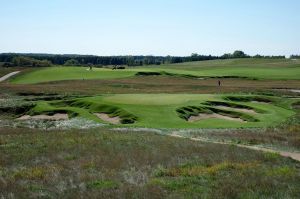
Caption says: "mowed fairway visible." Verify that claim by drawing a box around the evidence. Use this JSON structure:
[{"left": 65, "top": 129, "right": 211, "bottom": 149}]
[
  {"left": 28, "top": 94, "right": 295, "bottom": 129},
  {"left": 10, "top": 67, "right": 140, "bottom": 84},
  {"left": 10, "top": 58, "right": 300, "bottom": 84}
]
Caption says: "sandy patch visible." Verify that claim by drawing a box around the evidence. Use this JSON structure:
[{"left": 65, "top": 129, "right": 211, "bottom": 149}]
[
  {"left": 251, "top": 101, "right": 270, "bottom": 104},
  {"left": 290, "top": 89, "right": 300, "bottom": 93},
  {"left": 17, "top": 114, "right": 68, "bottom": 121},
  {"left": 94, "top": 113, "right": 121, "bottom": 124},
  {"left": 273, "top": 89, "right": 300, "bottom": 94},
  {"left": 215, "top": 106, "right": 257, "bottom": 114},
  {"left": 189, "top": 113, "right": 246, "bottom": 123}
]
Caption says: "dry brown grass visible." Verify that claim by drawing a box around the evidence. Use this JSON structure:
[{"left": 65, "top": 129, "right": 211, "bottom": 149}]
[
  {"left": 1, "top": 76, "right": 300, "bottom": 95},
  {"left": 186, "top": 110, "right": 300, "bottom": 151},
  {"left": 1, "top": 127, "right": 299, "bottom": 198}
]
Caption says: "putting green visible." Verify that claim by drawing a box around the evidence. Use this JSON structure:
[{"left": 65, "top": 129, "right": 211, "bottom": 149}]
[
  {"left": 29, "top": 94, "right": 296, "bottom": 129},
  {"left": 10, "top": 59, "right": 300, "bottom": 84}
]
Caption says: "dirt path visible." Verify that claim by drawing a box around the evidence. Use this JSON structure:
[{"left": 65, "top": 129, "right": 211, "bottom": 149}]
[
  {"left": 169, "top": 133, "right": 300, "bottom": 162},
  {"left": 0, "top": 71, "right": 20, "bottom": 82}
]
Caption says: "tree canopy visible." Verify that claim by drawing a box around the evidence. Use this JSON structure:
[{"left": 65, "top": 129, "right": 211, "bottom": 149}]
[{"left": 0, "top": 51, "right": 287, "bottom": 67}]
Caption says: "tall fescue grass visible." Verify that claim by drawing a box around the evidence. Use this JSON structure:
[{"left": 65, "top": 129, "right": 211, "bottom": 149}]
[{"left": 1, "top": 127, "right": 299, "bottom": 198}]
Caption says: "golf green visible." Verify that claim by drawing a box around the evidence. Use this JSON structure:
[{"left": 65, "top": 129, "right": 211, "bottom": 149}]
[{"left": 29, "top": 94, "right": 296, "bottom": 129}]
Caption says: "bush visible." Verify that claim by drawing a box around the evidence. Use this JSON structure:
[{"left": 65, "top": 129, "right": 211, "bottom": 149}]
[{"left": 12, "top": 56, "right": 51, "bottom": 67}]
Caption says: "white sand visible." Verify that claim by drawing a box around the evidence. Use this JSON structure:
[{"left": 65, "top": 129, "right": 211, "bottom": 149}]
[
  {"left": 215, "top": 106, "right": 257, "bottom": 114},
  {"left": 188, "top": 113, "right": 246, "bottom": 123},
  {"left": 94, "top": 113, "right": 121, "bottom": 124},
  {"left": 17, "top": 113, "right": 68, "bottom": 121}
]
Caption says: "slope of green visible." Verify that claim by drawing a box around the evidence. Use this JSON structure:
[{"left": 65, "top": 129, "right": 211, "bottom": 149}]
[
  {"left": 26, "top": 94, "right": 295, "bottom": 129},
  {"left": 10, "top": 58, "right": 300, "bottom": 84}
]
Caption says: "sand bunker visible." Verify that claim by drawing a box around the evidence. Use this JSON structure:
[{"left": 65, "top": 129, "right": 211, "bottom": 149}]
[
  {"left": 189, "top": 113, "right": 246, "bottom": 123},
  {"left": 215, "top": 106, "right": 257, "bottom": 114},
  {"left": 290, "top": 89, "right": 300, "bottom": 93},
  {"left": 17, "top": 114, "right": 68, "bottom": 121},
  {"left": 94, "top": 113, "right": 121, "bottom": 124},
  {"left": 251, "top": 101, "right": 270, "bottom": 104}
]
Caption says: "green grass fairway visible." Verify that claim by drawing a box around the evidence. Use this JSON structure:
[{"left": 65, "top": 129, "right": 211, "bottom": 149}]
[
  {"left": 10, "top": 67, "right": 140, "bottom": 84},
  {"left": 28, "top": 94, "right": 295, "bottom": 129},
  {"left": 10, "top": 58, "right": 300, "bottom": 84}
]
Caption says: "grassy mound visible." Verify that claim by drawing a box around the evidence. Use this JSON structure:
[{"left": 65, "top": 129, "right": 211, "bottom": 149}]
[
  {"left": 136, "top": 71, "right": 256, "bottom": 80},
  {"left": 176, "top": 105, "right": 259, "bottom": 122},
  {"left": 176, "top": 106, "right": 212, "bottom": 120},
  {"left": 136, "top": 71, "right": 200, "bottom": 79},
  {"left": 60, "top": 99, "right": 138, "bottom": 124},
  {"left": 204, "top": 101, "right": 266, "bottom": 113},
  {"left": 33, "top": 99, "right": 138, "bottom": 124},
  {"left": 224, "top": 95, "right": 273, "bottom": 103}
]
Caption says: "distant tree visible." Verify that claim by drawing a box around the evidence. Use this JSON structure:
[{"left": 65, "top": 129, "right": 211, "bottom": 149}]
[
  {"left": 221, "top": 51, "right": 249, "bottom": 59},
  {"left": 191, "top": 53, "right": 199, "bottom": 57},
  {"left": 232, "top": 50, "right": 248, "bottom": 58},
  {"left": 1, "top": 51, "right": 290, "bottom": 67},
  {"left": 221, "top": 53, "right": 232, "bottom": 59},
  {"left": 3, "top": 62, "right": 14, "bottom": 67},
  {"left": 253, "top": 54, "right": 263, "bottom": 58},
  {"left": 191, "top": 53, "right": 199, "bottom": 61},
  {"left": 253, "top": 55, "right": 285, "bottom": 59},
  {"left": 64, "top": 59, "right": 80, "bottom": 66},
  {"left": 290, "top": 55, "right": 300, "bottom": 59},
  {"left": 12, "top": 56, "right": 51, "bottom": 67}
]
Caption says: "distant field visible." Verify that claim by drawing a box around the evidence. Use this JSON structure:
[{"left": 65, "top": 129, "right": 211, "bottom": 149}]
[
  {"left": 23, "top": 94, "right": 295, "bottom": 129},
  {"left": 9, "top": 58, "right": 300, "bottom": 84}
]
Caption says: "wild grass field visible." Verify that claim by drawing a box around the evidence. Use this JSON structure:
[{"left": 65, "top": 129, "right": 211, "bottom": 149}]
[
  {"left": 1, "top": 58, "right": 300, "bottom": 198},
  {"left": 1, "top": 128, "right": 300, "bottom": 199}
]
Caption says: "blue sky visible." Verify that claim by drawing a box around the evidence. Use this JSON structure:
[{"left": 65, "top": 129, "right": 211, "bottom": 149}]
[{"left": 0, "top": 0, "right": 299, "bottom": 56}]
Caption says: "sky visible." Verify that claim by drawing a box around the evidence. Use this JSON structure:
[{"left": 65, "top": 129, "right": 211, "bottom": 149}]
[{"left": 0, "top": 0, "right": 299, "bottom": 56}]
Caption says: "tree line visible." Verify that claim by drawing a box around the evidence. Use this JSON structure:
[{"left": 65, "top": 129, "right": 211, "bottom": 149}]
[
  {"left": 290, "top": 55, "right": 300, "bottom": 59},
  {"left": 0, "top": 51, "right": 289, "bottom": 67}
]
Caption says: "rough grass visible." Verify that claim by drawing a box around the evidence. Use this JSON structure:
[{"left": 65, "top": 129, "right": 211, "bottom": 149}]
[
  {"left": 1, "top": 127, "right": 300, "bottom": 199},
  {"left": 0, "top": 98, "right": 36, "bottom": 117},
  {"left": 2, "top": 76, "right": 300, "bottom": 95}
]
